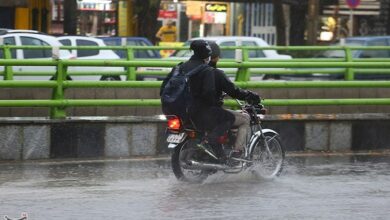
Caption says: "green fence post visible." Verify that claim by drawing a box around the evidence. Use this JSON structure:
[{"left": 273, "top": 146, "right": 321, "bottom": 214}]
[
  {"left": 235, "top": 48, "right": 250, "bottom": 82},
  {"left": 3, "top": 45, "right": 13, "bottom": 80},
  {"left": 50, "top": 61, "right": 67, "bottom": 118},
  {"left": 345, "top": 47, "right": 354, "bottom": 80},
  {"left": 126, "top": 47, "right": 136, "bottom": 81}
]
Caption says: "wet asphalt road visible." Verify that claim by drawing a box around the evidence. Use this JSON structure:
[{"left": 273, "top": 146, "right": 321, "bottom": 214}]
[{"left": 0, "top": 154, "right": 389, "bottom": 220}]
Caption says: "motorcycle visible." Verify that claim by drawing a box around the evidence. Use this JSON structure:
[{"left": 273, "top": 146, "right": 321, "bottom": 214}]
[{"left": 165, "top": 100, "right": 285, "bottom": 183}]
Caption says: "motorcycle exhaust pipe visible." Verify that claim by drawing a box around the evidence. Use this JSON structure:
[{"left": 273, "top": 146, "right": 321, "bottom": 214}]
[{"left": 184, "top": 160, "right": 230, "bottom": 170}]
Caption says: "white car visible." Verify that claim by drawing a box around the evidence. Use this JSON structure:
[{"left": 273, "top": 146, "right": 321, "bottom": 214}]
[
  {"left": 57, "top": 36, "right": 125, "bottom": 80},
  {"left": 0, "top": 29, "right": 73, "bottom": 80},
  {"left": 138, "top": 36, "right": 292, "bottom": 80},
  {"left": 0, "top": 29, "right": 122, "bottom": 81}
]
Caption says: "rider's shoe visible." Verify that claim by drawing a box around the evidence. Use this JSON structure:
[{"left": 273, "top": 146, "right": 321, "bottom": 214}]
[{"left": 226, "top": 150, "right": 244, "bottom": 168}]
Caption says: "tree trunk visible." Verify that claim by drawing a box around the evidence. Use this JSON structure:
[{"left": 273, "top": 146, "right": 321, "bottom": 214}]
[
  {"left": 273, "top": 0, "right": 286, "bottom": 46},
  {"left": 289, "top": 5, "right": 307, "bottom": 45},
  {"left": 387, "top": 2, "right": 390, "bottom": 35},
  {"left": 306, "top": 0, "right": 319, "bottom": 45},
  {"left": 63, "top": 0, "right": 77, "bottom": 35},
  {"left": 134, "top": 0, "right": 161, "bottom": 44}
]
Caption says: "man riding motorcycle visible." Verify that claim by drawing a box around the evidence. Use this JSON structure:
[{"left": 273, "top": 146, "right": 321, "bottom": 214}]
[{"left": 161, "top": 39, "right": 260, "bottom": 161}]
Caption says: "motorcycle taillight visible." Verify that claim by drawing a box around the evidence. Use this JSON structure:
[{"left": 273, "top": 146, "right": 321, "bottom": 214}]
[{"left": 167, "top": 116, "right": 181, "bottom": 131}]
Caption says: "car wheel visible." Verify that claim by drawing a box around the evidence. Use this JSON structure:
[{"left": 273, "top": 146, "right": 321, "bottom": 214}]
[
  {"left": 100, "top": 76, "right": 121, "bottom": 81},
  {"left": 263, "top": 74, "right": 280, "bottom": 80},
  {"left": 50, "top": 76, "right": 73, "bottom": 80}
]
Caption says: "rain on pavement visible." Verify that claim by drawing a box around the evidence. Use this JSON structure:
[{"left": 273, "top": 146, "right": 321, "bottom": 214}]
[{"left": 0, "top": 154, "right": 389, "bottom": 220}]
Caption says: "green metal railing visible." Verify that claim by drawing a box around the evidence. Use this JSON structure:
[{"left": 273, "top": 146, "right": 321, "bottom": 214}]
[
  {"left": 3, "top": 45, "right": 390, "bottom": 79},
  {"left": 1, "top": 45, "right": 390, "bottom": 118}
]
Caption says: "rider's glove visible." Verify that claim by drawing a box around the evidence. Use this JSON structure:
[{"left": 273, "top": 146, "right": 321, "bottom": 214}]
[
  {"left": 217, "top": 97, "right": 224, "bottom": 106},
  {"left": 245, "top": 91, "right": 261, "bottom": 105}
]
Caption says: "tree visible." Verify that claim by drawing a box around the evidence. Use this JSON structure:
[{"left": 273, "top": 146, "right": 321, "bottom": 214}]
[
  {"left": 63, "top": 0, "right": 78, "bottom": 35},
  {"left": 306, "top": 0, "right": 319, "bottom": 45},
  {"left": 289, "top": 4, "right": 307, "bottom": 45},
  {"left": 272, "top": 0, "right": 286, "bottom": 46},
  {"left": 134, "top": 0, "right": 161, "bottom": 44}
]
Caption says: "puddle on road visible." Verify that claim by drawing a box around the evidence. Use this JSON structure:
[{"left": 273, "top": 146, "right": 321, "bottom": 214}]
[{"left": 0, "top": 155, "right": 389, "bottom": 220}]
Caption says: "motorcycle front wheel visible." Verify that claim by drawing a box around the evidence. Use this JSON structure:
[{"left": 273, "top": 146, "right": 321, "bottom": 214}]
[
  {"left": 171, "top": 139, "right": 210, "bottom": 183},
  {"left": 249, "top": 133, "right": 285, "bottom": 179}
]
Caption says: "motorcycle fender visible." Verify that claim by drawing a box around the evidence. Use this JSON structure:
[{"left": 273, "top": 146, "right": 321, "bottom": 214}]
[
  {"left": 249, "top": 129, "right": 279, "bottom": 154},
  {"left": 168, "top": 143, "right": 179, "bottom": 149},
  {"left": 254, "top": 129, "right": 279, "bottom": 137}
]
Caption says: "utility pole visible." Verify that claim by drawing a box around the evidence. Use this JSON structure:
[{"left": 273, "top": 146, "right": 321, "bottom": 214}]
[{"left": 307, "top": 0, "right": 319, "bottom": 45}]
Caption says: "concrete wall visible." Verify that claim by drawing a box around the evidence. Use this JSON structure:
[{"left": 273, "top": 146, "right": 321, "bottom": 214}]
[
  {"left": 0, "top": 88, "right": 390, "bottom": 117},
  {"left": 0, "top": 114, "right": 389, "bottom": 160}
]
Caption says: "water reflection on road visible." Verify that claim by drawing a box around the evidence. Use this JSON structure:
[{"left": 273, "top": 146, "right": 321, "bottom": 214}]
[{"left": 0, "top": 155, "right": 389, "bottom": 220}]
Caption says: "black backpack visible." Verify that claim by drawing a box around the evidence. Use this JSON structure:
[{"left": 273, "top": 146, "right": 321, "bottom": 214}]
[{"left": 161, "top": 63, "right": 209, "bottom": 122}]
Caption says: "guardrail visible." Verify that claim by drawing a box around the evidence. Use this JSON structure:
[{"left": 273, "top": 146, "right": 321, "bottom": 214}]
[
  {"left": 2, "top": 45, "right": 390, "bottom": 80},
  {"left": 1, "top": 45, "right": 390, "bottom": 118}
]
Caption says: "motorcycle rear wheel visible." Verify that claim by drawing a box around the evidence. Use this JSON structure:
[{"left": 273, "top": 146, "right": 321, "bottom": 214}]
[
  {"left": 171, "top": 139, "right": 210, "bottom": 183},
  {"left": 250, "top": 133, "right": 285, "bottom": 179}
]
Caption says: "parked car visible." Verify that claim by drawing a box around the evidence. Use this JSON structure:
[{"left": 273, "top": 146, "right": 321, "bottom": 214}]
[
  {"left": 319, "top": 36, "right": 390, "bottom": 59},
  {"left": 284, "top": 36, "right": 390, "bottom": 80},
  {"left": 0, "top": 29, "right": 122, "bottom": 81},
  {"left": 171, "top": 36, "right": 291, "bottom": 60},
  {"left": 0, "top": 29, "right": 73, "bottom": 80},
  {"left": 98, "top": 36, "right": 161, "bottom": 59},
  {"left": 57, "top": 36, "right": 125, "bottom": 80},
  {"left": 138, "top": 36, "right": 292, "bottom": 80}
]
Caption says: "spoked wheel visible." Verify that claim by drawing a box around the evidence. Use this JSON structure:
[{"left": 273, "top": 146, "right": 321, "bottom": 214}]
[
  {"left": 250, "top": 133, "right": 285, "bottom": 179},
  {"left": 171, "top": 139, "right": 210, "bottom": 183}
]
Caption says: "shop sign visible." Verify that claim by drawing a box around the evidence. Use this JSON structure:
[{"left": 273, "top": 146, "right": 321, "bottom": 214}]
[
  {"left": 158, "top": 10, "right": 178, "bottom": 19},
  {"left": 204, "top": 3, "right": 227, "bottom": 24},
  {"left": 204, "top": 11, "right": 227, "bottom": 24},
  {"left": 205, "top": 3, "right": 227, "bottom": 12}
]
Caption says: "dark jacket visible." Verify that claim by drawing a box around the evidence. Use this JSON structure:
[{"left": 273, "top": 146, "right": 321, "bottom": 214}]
[
  {"left": 160, "top": 56, "right": 249, "bottom": 133},
  {"left": 189, "top": 58, "right": 249, "bottom": 132},
  {"left": 160, "top": 56, "right": 213, "bottom": 99}
]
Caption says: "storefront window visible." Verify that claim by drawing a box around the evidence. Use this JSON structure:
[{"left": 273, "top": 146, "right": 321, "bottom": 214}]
[
  {"left": 50, "top": 0, "right": 118, "bottom": 36},
  {"left": 51, "top": 0, "right": 64, "bottom": 35},
  {"left": 77, "top": 0, "right": 118, "bottom": 36}
]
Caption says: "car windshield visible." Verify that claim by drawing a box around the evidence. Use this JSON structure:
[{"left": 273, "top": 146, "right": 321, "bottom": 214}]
[
  {"left": 170, "top": 40, "right": 194, "bottom": 57},
  {"left": 318, "top": 40, "right": 365, "bottom": 58}
]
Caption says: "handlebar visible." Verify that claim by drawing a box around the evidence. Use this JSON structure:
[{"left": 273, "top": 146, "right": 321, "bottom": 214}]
[{"left": 235, "top": 99, "right": 267, "bottom": 115}]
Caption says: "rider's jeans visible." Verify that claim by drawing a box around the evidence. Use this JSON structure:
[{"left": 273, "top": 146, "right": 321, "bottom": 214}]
[{"left": 227, "top": 110, "right": 250, "bottom": 151}]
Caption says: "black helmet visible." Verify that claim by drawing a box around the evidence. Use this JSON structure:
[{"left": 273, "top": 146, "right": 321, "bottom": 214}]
[
  {"left": 190, "top": 39, "right": 212, "bottom": 59},
  {"left": 208, "top": 41, "right": 220, "bottom": 59}
]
